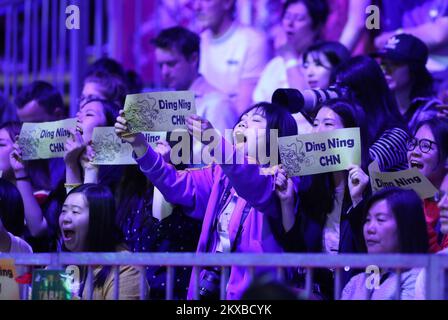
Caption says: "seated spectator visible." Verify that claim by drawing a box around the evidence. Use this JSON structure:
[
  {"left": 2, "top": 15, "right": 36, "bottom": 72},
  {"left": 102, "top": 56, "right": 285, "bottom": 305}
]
[
  {"left": 15, "top": 81, "right": 66, "bottom": 123},
  {"left": 14, "top": 81, "right": 67, "bottom": 189},
  {"left": 59, "top": 183, "right": 149, "bottom": 300},
  {"left": 374, "top": 33, "right": 440, "bottom": 130},
  {"left": 334, "top": 56, "right": 410, "bottom": 172},
  {"left": 302, "top": 41, "right": 350, "bottom": 90},
  {"left": 0, "top": 179, "right": 32, "bottom": 254},
  {"left": 0, "top": 122, "right": 59, "bottom": 252},
  {"left": 194, "top": 0, "right": 269, "bottom": 114},
  {"left": 415, "top": 167, "right": 448, "bottom": 299},
  {"left": 115, "top": 102, "right": 297, "bottom": 300},
  {"left": 253, "top": 0, "right": 329, "bottom": 103},
  {"left": 153, "top": 26, "right": 238, "bottom": 166},
  {"left": 374, "top": 0, "right": 448, "bottom": 90},
  {"left": 342, "top": 188, "right": 429, "bottom": 300},
  {"left": 276, "top": 99, "right": 370, "bottom": 300},
  {"left": 407, "top": 118, "right": 448, "bottom": 252}
]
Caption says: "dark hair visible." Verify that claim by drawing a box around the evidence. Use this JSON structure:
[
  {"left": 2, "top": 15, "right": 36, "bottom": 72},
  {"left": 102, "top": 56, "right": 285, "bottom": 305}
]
[
  {"left": 125, "top": 70, "right": 144, "bottom": 94},
  {"left": 0, "top": 179, "right": 25, "bottom": 236},
  {"left": 235, "top": 102, "right": 298, "bottom": 159},
  {"left": 63, "top": 184, "right": 121, "bottom": 290},
  {"left": 0, "top": 121, "right": 51, "bottom": 190},
  {"left": 413, "top": 118, "right": 448, "bottom": 165},
  {"left": 363, "top": 187, "right": 429, "bottom": 254},
  {"left": 64, "top": 184, "right": 119, "bottom": 252},
  {"left": 15, "top": 81, "right": 65, "bottom": 115},
  {"left": 408, "top": 64, "right": 434, "bottom": 100},
  {"left": 334, "top": 56, "right": 406, "bottom": 140},
  {"left": 299, "top": 99, "right": 370, "bottom": 222},
  {"left": 86, "top": 58, "right": 127, "bottom": 81},
  {"left": 83, "top": 70, "right": 128, "bottom": 107},
  {"left": 303, "top": 41, "right": 350, "bottom": 81},
  {"left": 80, "top": 98, "right": 120, "bottom": 127},
  {"left": 283, "top": 0, "right": 329, "bottom": 29},
  {"left": 318, "top": 98, "right": 370, "bottom": 169},
  {"left": 0, "top": 94, "right": 18, "bottom": 123},
  {"left": 152, "top": 26, "right": 200, "bottom": 61}
]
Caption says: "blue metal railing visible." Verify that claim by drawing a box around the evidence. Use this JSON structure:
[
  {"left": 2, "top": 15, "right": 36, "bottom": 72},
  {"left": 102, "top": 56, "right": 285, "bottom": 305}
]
[{"left": 0, "top": 252, "right": 447, "bottom": 300}]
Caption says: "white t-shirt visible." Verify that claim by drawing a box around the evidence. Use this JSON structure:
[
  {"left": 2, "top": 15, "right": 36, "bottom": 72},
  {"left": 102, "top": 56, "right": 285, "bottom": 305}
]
[
  {"left": 322, "top": 189, "right": 345, "bottom": 254},
  {"left": 253, "top": 56, "right": 289, "bottom": 104},
  {"left": 199, "top": 23, "right": 268, "bottom": 103}
]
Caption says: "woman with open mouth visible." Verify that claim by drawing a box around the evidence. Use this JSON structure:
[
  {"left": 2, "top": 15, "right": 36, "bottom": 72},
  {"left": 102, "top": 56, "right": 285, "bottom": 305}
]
[
  {"left": 59, "top": 183, "right": 149, "bottom": 300},
  {"left": 115, "top": 101, "right": 297, "bottom": 300},
  {"left": 406, "top": 118, "right": 448, "bottom": 253}
]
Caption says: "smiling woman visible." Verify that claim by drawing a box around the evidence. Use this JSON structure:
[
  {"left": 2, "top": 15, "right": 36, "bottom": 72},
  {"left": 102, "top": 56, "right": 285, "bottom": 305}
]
[
  {"left": 59, "top": 184, "right": 150, "bottom": 300},
  {"left": 407, "top": 118, "right": 448, "bottom": 253}
]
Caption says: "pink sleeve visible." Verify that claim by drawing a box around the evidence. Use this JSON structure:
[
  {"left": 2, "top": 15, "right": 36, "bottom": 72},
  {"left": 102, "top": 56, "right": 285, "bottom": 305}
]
[{"left": 135, "top": 146, "right": 213, "bottom": 219}]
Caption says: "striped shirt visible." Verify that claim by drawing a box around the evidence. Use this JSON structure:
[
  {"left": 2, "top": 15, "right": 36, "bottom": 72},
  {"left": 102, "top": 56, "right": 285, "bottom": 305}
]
[{"left": 369, "top": 127, "right": 409, "bottom": 172}]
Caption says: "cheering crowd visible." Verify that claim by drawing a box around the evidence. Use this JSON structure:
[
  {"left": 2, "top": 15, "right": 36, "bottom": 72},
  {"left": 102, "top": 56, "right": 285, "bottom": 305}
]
[{"left": 1, "top": 0, "right": 448, "bottom": 300}]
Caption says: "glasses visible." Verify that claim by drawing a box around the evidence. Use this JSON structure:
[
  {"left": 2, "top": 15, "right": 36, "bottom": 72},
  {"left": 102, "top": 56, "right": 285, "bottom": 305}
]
[{"left": 406, "top": 137, "right": 438, "bottom": 153}]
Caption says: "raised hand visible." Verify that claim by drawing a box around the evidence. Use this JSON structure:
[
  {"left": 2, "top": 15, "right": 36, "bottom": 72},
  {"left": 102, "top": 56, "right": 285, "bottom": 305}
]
[
  {"left": 186, "top": 115, "right": 220, "bottom": 145},
  {"left": 155, "top": 140, "right": 172, "bottom": 163},
  {"left": 347, "top": 164, "right": 369, "bottom": 206},
  {"left": 10, "top": 138, "right": 26, "bottom": 177},
  {"left": 114, "top": 109, "right": 145, "bottom": 146},
  {"left": 274, "top": 166, "right": 295, "bottom": 204},
  {"left": 64, "top": 128, "right": 86, "bottom": 166}
]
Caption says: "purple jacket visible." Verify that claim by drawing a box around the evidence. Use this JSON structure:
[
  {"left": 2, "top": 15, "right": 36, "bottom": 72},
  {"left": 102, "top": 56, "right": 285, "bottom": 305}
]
[{"left": 135, "top": 144, "right": 283, "bottom": 300}]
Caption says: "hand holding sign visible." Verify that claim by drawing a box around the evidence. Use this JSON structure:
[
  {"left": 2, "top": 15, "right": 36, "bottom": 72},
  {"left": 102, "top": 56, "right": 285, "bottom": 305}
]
[
  {"left": 10, "top": 138, "right": 27, "bottom": 178},
  {"left": 186, "top": 114, "right": 220, "bottom": 146},
  {"left": 114, "top": 109, "right": 148, "bottom": 158},
  {"left": 274, "top": 166, "right": 295, "bottom": 203},
  {"left": 348, "top": 164, "right": 369, "bottom": 206},
  {"left": 64, "top": 128, "right": 86, "bottom": 166},
  {"left": 123, "top": 91, "right": 196, "bottom": 132}
]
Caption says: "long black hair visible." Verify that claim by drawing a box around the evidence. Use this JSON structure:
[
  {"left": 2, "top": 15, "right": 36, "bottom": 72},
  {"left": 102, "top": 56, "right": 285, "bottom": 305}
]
[
  {"left": 62, "top": 184, "right": 121, "bottom": 291},
  {"left": 334, "top": 56, "right": 407, "bottom": 141},
  {"left": 0, "top": 178, "right": 25, "bottom": 236},
  {"left": 299, "top": 98, "right": 370, "bottom": 223}
]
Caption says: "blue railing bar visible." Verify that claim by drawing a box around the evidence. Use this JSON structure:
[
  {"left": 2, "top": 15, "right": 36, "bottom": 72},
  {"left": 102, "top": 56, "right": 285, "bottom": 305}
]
[
  {"left": 58, "top": 0, "right": 67, "bottom": 95},
  {"left": 0, "top": 0, "right": 24, "bottom": 6},
  {"left": 94, "top": 0, "right": 103, "bottom": 59},
  {"left": 334, "top": 268, "right": 342, "bottom": 300},
  {"left": 220, "top": 266, "right": 227, "bottom": 300},
  {"left": 87, "top": 265, "right": 93, "bottom": 300},
  {"left": 32, "top": 0, "right": 38, "bottom": 81},
  {"left": 4, "top": 5, "right": 12, "bottom": 97},
  {"left": 134, "top": 0, "right": 142, "bottom": 75},
  {"left": 276, "top": 267, "right": 283, "bottom": 282},
  {"left": 139, "top": 266, "right": 147, "bottom": 300},
  {"left": 305, "top": 267, "right": 313, "bottom": 299},
  {"left": 0, "top": 253, "right": 442, "bottom": 268},
  {"left": 166, "top": 266, "right": 174, "bottom": 300},
  {"left": 51, "top": 0, "right": 58, "bottom": 84},
  {"left": 113, "top": 265, "right": 120, "bottom": 300},
  {"left": 192, "top": 266, "right": 199, "bottom": 300},
  {"left": 41, "top": 0, "right": 49, "bottom": 78},
  {"left": 12, "top": 5, "right": 18, "bottom": 97},
  {"left": 395, "top": 268, "right": 402, "bottom": 300},
  {"left": 24, "top": 0, "right": 31, "bottom": 86}
]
